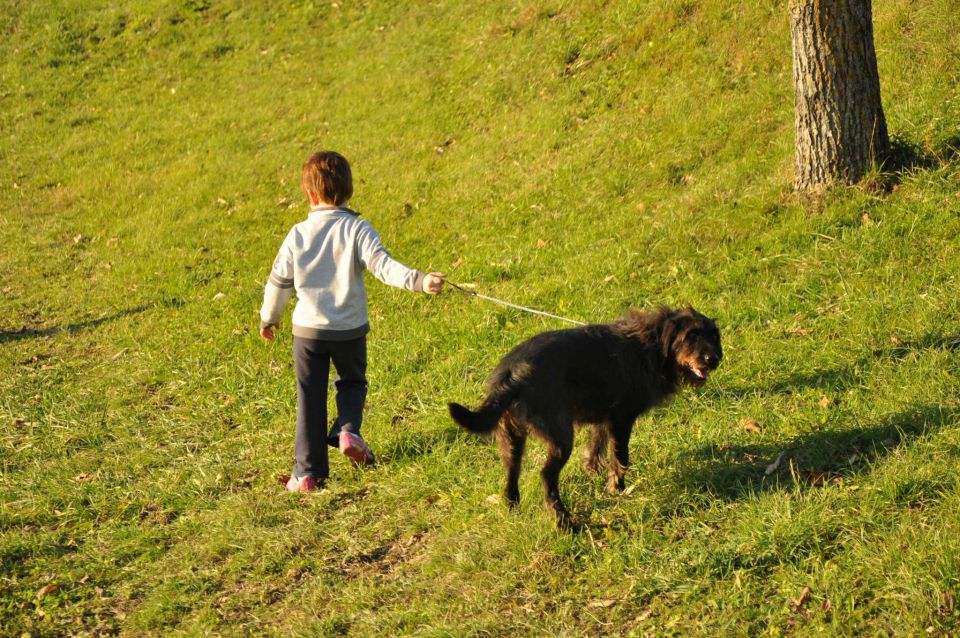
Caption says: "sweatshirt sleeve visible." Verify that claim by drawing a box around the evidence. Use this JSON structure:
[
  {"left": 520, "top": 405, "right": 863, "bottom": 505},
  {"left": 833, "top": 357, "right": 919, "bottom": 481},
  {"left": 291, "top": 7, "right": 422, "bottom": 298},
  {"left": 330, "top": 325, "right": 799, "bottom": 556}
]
[
  {"left": 260, "top": 229, "right": 296, "bottom": 328},
  {"left": 355, "top": 220, "right": 426, "bottom": 292}
]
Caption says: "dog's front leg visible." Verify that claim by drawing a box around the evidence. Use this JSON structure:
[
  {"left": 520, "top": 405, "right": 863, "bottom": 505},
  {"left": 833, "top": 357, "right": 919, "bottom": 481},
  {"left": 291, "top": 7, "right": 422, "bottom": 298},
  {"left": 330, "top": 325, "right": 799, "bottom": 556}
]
[
  {"left": 581, "top": 423, "right": 608, "bottom": 475},
  {"left": 606, "top": 419, "right": 634, "bottom": 494}
]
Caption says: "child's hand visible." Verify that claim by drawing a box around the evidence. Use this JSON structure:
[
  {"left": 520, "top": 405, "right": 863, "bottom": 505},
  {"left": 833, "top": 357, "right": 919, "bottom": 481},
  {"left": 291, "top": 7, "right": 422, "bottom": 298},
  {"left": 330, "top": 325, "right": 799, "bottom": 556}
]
[
  {"left": 260, "top": 325, "right": 275, "bottom": 340},
  {"left": 423, "top": 272, "right": 446, "bottom": 295}
]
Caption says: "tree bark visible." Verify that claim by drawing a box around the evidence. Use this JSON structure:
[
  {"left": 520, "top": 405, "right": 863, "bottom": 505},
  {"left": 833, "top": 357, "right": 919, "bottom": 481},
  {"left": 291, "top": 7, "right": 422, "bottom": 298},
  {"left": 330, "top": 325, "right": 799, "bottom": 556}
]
[{"left": 789, "top": 0, "right": 890, "bottom": 191}]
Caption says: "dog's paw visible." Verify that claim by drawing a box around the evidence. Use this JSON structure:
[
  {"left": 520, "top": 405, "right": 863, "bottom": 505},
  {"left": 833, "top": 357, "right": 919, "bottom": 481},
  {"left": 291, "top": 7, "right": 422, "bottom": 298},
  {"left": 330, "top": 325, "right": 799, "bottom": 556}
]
[
  {"left": 605, "top": 476, "right": 626, "bottom": 494},
  {"left": 581, "top": 455, "right": 605, "bottom": 475},
  {"left": 557, "top": 516, "right": 585, "bottom": 533}
]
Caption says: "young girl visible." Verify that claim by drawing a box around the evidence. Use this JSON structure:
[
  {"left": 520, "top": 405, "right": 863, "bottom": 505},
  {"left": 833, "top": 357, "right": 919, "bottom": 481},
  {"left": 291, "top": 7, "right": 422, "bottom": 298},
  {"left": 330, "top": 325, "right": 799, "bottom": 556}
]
[{"left": 260, "top": 150, "right": 444, "bottom": 491}]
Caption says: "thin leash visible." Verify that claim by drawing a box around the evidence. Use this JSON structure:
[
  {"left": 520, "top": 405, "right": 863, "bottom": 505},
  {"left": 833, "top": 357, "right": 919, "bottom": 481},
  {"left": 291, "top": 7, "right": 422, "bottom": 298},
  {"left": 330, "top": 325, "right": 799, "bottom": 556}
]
[{"left": 445, "top": 280, "right": 586, "bottom": 326}]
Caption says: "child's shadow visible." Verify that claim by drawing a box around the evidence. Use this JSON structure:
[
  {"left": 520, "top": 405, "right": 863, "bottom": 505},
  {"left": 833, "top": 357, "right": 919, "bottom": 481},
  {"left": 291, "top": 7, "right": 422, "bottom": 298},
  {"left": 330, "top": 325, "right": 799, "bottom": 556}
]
[
  {"left": 675, "top": 403, "right": 957, "bottom": 502},
  {"left": 375, "top": 426, "right": 472, "bottom": 465},
  {"left": 0, "top": 298, "right": 184, "bottom": 344}
]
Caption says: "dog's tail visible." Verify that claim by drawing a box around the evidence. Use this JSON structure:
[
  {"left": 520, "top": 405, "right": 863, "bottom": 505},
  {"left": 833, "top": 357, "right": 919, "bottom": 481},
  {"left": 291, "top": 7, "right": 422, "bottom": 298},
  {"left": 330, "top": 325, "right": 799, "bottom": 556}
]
[{"left": 448, "top": 375, "right": 518, "bottom": 434}]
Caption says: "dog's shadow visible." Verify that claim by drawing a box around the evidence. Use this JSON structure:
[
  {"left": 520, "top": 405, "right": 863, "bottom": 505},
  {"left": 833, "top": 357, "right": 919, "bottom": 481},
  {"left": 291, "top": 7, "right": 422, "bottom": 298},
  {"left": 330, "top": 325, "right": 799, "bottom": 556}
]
[
  {"left": 714, "top": 330, "right": 960, "bottom": 399},
  {"left": 674, "top": 403, "right": 957, "bottom": 503}
]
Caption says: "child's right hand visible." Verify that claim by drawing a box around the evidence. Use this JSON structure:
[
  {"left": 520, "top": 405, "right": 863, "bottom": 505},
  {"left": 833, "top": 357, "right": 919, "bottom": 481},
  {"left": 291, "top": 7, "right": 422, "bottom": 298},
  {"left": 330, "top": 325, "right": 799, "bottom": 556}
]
[
  {"left": 260, "top": 325, "right": 275, "bottom": 340},
  {"left": 423, "top": 272, "right": 446, "bottom": 295}
]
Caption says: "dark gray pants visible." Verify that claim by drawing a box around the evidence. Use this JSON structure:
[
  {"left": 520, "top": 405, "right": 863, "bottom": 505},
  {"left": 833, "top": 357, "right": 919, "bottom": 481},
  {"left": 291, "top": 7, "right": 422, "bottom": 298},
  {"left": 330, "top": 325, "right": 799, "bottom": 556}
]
[{"left": 293, "top": 335, "right": 367, "bottom": 480}]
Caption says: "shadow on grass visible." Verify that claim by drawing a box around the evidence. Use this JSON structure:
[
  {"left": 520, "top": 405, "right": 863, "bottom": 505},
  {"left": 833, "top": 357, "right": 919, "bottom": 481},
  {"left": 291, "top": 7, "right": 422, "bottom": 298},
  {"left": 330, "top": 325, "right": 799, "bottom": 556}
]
[
  {"left": 716, "top": 330, "right": 960, "bottom": 398},
  {"left": 676, "top": 403, "right": 958, "bottom": 502},
  {"left": 0, "top": 298, "right": 184, "bottom": 344},
  {"left": 864, "top": 133, "right": 960, "bottom": 192},
  {"left": 375, "top": 426, "right": 471, "bottom": 465}
]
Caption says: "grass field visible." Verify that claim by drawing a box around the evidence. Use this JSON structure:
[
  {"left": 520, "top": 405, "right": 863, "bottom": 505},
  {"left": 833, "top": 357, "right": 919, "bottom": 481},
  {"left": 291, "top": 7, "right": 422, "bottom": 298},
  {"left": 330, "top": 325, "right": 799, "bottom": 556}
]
[{"left": 2, "top": 0, "right": 960, "bottom": 635}]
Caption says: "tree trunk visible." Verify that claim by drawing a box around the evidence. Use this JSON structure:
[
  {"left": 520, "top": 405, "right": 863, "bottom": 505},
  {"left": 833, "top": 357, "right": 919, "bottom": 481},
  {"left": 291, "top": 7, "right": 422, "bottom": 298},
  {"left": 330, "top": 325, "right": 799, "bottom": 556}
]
[{"left": 789, "top": 0, "right": 890, "bottom": 191}]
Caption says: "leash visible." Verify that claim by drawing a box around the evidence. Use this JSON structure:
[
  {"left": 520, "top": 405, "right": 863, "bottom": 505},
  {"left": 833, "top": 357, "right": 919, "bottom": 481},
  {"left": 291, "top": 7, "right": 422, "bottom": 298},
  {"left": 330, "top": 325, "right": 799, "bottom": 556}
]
[{"left": 445, "top": 280, "right": 586, "bottom": 326}]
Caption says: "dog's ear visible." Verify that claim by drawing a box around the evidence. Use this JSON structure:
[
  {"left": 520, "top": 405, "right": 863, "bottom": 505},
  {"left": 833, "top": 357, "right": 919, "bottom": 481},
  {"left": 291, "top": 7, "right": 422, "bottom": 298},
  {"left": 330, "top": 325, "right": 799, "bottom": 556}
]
[{"left": 660, "top": 311, "right": 680, "bottom": 358}]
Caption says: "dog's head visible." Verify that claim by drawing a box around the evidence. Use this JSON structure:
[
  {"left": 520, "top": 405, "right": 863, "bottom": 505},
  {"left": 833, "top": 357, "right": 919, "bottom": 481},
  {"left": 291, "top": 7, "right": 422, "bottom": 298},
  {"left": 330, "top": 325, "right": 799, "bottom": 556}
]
[{"left": 660, "top": 307, "right": 723, "bottom": 386}]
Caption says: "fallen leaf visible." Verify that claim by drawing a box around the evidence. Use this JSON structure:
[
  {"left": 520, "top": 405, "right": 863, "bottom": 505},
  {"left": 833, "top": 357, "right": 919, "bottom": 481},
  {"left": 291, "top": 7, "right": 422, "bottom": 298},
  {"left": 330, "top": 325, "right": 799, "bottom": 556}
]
[
  {"left": 787, "top": 327, "right": 812, "bottom": 336},
  {"left": 72, "top": 234, "right": 83, "bottom": 244},
  {"left": 822, "top": 598, "right": 831, "bottom": 611},
  {"left": 111, "top": 348, "right": 128, "bottom": 361},
  {"left": 212, "top": 292, "right": 226, "bottom": 301},
  {"left": 483, "top": 494, "right": 500, "bottom": 506},
  {"left": 536, "top": 239, "right": 547, "bottom": 249},
  {"left": 629, "top": 271, "right": 638, "bottom": 279},
  {"left": 942, "top": 591, "right": 955, "bottom": 612},
  {"left": 635, "top": 607, "right": 654, "bottom": 622},
  {"left": 451, "top": 257, "right": 463, "bottom": 267},
  {"left": 765, "top": 451, "right": 785, "bottom": 475},
  {"left": 636, "top": 202, "right": 646, "bottom": 211},
  {"left": 73, "top": 473, "right": 94, "bottom": 482},
  {"left": 603, "top": 274, "right": 616, "bottom": 283},
  {"left": 861, "top": 212, "right": 874, "bottom": 225},
  {"left": 792, "top": 586, "right": 812, "bottom": 610},
  {"left": 622, "top": 484, "right": 638, "bottom": 496},
  {"left": 818, "top": 397, "right": 832, "bottom": 409},
  {"left": 1, "top": 287, "right": 11, "bottom": 294},
  {"left": 738, "top": 418, "right": 762, "bottom": 434},
  {"left": 588, "top": 598, "right": 617, "bottom": 608},
  {"left": 35, "top": 583, "right": 58, "bottom": 599}
]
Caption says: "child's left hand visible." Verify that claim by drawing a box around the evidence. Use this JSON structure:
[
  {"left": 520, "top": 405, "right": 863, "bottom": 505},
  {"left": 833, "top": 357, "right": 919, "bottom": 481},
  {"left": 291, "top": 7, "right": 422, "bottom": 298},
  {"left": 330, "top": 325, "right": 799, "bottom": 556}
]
[{"left": 260, "top": 325, "right": 275, "bottom": 340}]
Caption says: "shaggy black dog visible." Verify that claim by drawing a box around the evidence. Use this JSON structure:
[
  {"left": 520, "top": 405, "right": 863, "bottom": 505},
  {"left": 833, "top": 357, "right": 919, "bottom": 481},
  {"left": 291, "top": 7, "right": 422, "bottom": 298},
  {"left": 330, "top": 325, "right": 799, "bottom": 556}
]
[{"left": 449, "top": 307, "right": 722, "bottom": 530}]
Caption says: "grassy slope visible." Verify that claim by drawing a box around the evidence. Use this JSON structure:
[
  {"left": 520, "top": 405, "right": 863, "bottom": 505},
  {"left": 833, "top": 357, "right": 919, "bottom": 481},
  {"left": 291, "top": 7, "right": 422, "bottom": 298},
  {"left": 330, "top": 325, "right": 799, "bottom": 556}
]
[{"left": 1, "top": 0, "right": 959, "bottom": 635}]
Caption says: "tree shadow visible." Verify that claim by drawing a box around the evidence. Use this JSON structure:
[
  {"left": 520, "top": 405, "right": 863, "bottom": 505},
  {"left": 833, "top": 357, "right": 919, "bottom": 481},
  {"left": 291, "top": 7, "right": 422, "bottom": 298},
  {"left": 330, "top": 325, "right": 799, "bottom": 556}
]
[
  {"left": 675, "top": 403, "right": 957, "bottom": 502},
  {"left": 0, "top": 298, "right": 184, "bottom": 344},
  {"left": 867, "top": 133, "right": 960, "bottom": 191}
]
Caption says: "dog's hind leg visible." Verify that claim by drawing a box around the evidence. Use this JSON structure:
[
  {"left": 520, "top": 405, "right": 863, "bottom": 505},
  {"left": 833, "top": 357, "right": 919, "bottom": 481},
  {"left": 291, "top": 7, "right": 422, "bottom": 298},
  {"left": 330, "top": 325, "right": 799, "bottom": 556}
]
[
  {"left": 581, "top": 424, "right": 608, "bottom": 475},
  {"left": 495, "top": 413, "right": 526, "bottom": 508},
  {"left": 539, "top": 420, "right": 578, "bottom": 531},
  {"left": 606, "top": 418, "right": 635, "bottom": 494}
]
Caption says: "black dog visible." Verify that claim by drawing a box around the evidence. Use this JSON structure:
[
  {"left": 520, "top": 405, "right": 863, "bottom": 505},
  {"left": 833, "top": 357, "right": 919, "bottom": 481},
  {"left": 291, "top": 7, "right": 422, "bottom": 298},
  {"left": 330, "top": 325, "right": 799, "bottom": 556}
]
[{"left": 449, "top": 307, "right": 722, "bottom": 530}]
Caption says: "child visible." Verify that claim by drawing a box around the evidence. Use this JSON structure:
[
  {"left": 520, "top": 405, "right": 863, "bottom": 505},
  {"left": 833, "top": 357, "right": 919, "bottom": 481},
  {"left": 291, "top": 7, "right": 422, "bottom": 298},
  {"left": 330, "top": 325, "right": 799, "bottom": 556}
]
[{"left": 260, "top": 150, "right": 445, "bottom": 491}]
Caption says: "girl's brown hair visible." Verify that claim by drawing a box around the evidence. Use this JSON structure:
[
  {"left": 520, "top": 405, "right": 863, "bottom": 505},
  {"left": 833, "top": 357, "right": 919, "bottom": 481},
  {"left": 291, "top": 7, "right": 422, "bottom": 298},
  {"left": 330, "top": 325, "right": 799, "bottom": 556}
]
[{"left": 301, "top": 151, "right": 353, "bottom": 205}]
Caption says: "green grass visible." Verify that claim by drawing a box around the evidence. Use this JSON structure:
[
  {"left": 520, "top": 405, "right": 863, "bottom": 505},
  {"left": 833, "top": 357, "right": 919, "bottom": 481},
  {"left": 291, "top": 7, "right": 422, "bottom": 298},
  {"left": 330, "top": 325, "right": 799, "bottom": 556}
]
[{"left": 2, "top": 0, "right": 959, "bottom": 635}]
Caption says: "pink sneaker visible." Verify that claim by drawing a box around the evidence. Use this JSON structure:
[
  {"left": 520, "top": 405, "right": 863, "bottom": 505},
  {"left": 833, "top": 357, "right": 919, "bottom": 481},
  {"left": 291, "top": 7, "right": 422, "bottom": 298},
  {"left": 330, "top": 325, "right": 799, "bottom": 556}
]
[
  {"left": 339, "top": 432, "right": 374, "bottom": 466},
  {"left": 285, "top": 475, "right": 322, "bottom": 492}
]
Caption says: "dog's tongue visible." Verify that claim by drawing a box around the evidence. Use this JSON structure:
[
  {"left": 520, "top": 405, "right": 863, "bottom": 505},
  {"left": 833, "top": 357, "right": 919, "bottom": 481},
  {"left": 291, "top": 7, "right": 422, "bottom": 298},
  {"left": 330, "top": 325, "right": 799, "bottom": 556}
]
[{"left": 692, "top": 367, "right": 708, "bottom": 380}]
